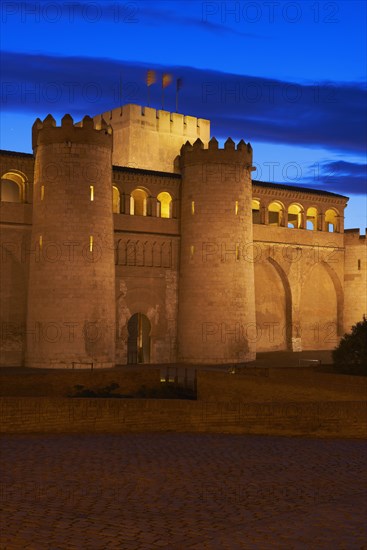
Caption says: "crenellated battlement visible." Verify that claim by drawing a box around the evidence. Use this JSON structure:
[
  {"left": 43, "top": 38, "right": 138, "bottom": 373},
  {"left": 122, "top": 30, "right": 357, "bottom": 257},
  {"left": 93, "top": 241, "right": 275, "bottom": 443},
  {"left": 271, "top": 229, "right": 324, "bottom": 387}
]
[
  {"left": 344, "top": 228, "right": 367, "bottom": 241},
  {"left": 32, "top": 114, "right": 113, "bottom": 151},
  {"left": 180, "top": 137, "right": 253, "bottom": 167},
  {"left": 93, "top": 104, "right": 210, "bottom": 138}
]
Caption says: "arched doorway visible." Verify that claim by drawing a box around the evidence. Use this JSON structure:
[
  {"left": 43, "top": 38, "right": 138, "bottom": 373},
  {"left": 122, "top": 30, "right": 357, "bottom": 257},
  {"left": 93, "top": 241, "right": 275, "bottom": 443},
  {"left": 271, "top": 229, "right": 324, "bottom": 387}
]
[
  {"left": 300, "top": 263, "right": 338, "bottom": 349},
  {"left": 127, "top": 313, "right": 151, "bottom": 364},
  {"left": 254, "top": 258, "right": 292, "bottom": 351}
]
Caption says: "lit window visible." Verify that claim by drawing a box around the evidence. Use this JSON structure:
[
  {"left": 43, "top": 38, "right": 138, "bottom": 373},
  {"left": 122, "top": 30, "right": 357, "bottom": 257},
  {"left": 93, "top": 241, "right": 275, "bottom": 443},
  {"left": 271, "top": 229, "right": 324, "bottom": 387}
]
[
  {"left": 268, "top": 202, "right": 284, "bottom": 226},
  {"left": 89, "top": 235, "right": 93, "bottom": 252},
  {"left": 252, "top": 200, "right": 261, "bottom": 224},
  {"left": 0, "top": 171, "right": 26, "bottom": 203},
  {"left": 112, "top": 186, "right": 120, "bottom": 213},
  {"left": 235, "top": 201, "right": 239, "bottom": 215},
  {"left": 190, "top": 245, "right": 195, "bottom": 259},
  {"left": 157, "top": 191, "right": 172, "bottom": 218},
  {"left": 287, "top": 204, "right": 302, "bottom": 229},
  {"left": 39, "top": 235, "right": 43, "bottom": 249},
  {"left": 325, "top": 209, "right": 338, "bottom": 232},
  {"left": 191, "top": 201, "right": 195, "bottom": 215},
  {"left": 130, "top": 188, "right": 148, "bottom": 216},
  {"left": 306, "top": 207, "right": 317, "bottom": 230},
  {"left": 90, "top": 185, "right": 94, "bottom": 201}
]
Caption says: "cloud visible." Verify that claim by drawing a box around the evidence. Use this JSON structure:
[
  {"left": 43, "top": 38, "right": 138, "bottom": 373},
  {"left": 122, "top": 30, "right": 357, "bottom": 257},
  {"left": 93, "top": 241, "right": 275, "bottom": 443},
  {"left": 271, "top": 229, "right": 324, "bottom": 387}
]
[
  {"left": 292, "top": 160, "right": 367, "bottom": 195},
  {"left": 138, "top": 5, "right": 265, "bottom": 39},
  {"left": 308, "top": 160, "right": 367, "bottom": 195},
  {"left": 3, "top": 1, "right": 265, "bottom": 39},
  {"left": 1, "top": 51, "right": 366, "bottom": 160}
]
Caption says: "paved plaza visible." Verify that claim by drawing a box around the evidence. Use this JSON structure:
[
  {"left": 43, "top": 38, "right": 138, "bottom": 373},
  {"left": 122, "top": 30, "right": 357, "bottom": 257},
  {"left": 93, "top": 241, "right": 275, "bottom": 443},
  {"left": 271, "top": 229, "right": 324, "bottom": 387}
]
[{"left": 0, "top": 433, "right": 366, "bottom": 549}]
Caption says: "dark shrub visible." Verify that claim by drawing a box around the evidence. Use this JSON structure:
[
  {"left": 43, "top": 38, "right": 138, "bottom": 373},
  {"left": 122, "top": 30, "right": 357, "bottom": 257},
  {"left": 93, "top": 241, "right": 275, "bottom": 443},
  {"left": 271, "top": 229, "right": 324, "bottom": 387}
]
[{"left": 332, "top": 316, "right": 367, "bottom": 375}]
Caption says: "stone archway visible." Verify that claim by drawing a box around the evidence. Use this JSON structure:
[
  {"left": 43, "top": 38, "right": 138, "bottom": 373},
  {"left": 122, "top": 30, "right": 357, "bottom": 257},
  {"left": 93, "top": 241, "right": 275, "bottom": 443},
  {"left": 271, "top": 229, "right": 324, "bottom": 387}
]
[
  {"left": 254, "top": 257, "right": 292, "bottom": 351},
  {"left": 127, "top": 313, "right": 151, "bottom": 364},
  {"left": 0, "top": 171, "right": 27, "bottom": 202},
  {"left": 299, "top": 262, "right": 340, "bottom": 350}
]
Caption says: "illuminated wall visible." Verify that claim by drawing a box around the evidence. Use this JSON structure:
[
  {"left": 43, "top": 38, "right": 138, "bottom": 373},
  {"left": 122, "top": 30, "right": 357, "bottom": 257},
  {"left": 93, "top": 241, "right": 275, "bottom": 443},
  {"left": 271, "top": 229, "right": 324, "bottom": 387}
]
[
  {"left": 0, "top": 105, "right": 364, "bottom": 367},
  {"left": 93, "top": 104, "right": 210, "bottom": 173},
  {"left": 26, "top": 115, "right": 116, "bottom": 369}
]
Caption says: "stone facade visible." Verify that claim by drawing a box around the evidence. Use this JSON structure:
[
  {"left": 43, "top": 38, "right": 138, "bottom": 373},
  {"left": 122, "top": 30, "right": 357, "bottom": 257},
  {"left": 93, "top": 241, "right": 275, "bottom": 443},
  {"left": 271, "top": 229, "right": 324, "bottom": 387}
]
[
  {"left": 0, "top": 104, "right": 365, "bottom": 367},
  {"left": 343, "top": 229, "right": 367, "bottom": 331}
]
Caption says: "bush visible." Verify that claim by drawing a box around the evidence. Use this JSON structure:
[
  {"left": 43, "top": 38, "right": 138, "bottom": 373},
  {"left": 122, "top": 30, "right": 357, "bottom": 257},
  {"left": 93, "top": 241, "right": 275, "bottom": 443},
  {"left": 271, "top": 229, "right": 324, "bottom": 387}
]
[
  {"left": 69, "top": 382, "right": 196, "bottom": 399},
  {"left": 332, "top": 316, "right": 367, "bottom": 375}
]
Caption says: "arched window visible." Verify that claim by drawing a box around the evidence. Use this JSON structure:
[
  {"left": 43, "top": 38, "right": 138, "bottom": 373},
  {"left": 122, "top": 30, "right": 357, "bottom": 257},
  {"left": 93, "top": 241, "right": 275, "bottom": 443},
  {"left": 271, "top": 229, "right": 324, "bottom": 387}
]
[
  {"left": 268, "top": 201, "right": 284, "bottom": 226},
  {"left": 130, "top": 188, "right": 148, "bottom": 216},
  {"left": 112, "top": 186, "right": 120, "bottom": 213},
  {"left": 306, "top": 207, "right": 318, "bottom": 230},
  {"left": 157, "top": 191, "right": 172, "bottom": 218},
  {"left": 252, "top": 199, "right": 261, "bottom": 224},
  {"left": 287, "top": 204, "right": 303, "bottom": 229},
  {"left": 325, "top": 209, "right": 338, "bottom": 232},
  {"left": 0, "top": 171, "right": 26, "bottom": 203}
]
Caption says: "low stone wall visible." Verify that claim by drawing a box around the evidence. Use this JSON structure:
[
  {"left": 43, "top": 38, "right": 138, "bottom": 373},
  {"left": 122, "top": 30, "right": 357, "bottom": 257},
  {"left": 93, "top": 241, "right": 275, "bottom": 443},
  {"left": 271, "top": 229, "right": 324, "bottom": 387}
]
[
  {"left": 0, "top": 368, "right": 161, "bottom": 397},
  {"left": 0, "top": 398, "right": 366, "bottom": 438}
]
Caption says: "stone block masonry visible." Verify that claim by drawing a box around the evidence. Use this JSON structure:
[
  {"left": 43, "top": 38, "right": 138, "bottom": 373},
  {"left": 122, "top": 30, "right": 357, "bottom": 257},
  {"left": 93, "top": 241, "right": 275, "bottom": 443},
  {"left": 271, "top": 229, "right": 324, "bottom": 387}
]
[
  {"left": 93, "top": 104, "right": 210, "bottom": 172},
  {"left": 178, "top": 138, "right": 256, "bottom": 363},
  {"left": 26, "top": 114, "right": 116, "bottom": 369}
]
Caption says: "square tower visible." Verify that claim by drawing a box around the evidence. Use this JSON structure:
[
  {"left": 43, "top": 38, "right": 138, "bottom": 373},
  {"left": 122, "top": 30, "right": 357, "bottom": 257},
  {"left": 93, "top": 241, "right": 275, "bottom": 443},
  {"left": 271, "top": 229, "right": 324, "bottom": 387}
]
[{"left": 93, "top": 104, "right": 210, "bottom": 173}]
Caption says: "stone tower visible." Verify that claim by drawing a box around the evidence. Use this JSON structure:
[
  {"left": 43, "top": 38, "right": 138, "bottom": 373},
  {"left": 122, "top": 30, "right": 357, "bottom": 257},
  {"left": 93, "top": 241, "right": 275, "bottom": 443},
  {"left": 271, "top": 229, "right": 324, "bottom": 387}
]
[
  {"left": 93, "top": 104, "right": 210, "bottom": 173},
  {"left": 26, "top": 114, "right": 116, "bottom": 368},
  {"left": 177, "top": 137, "right": 256, "bottom": 364}
]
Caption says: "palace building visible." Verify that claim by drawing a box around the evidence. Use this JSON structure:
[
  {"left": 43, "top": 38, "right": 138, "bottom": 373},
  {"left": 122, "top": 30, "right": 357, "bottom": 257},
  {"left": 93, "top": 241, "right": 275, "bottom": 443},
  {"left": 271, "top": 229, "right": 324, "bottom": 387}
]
[{"left": 0, "top": 104, "right": 365, "bottom": 368}]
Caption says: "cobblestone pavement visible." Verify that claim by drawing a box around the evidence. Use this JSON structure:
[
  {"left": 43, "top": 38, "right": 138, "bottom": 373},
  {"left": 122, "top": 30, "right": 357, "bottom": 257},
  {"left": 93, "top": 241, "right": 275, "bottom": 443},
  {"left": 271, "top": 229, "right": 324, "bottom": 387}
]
[{"left": 0, "top": 434, "right": 366, "bottom": 549}]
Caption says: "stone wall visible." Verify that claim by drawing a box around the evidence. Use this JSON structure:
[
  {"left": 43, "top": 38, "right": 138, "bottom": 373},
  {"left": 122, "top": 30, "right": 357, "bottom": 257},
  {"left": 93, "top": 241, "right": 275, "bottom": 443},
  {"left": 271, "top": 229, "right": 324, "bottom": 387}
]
[
  {"left": 343, "top": 229, "right": 367, "bottom": 331},
  {"left": 115, "top": 262, "right": 179, "bottom": 365},
  {"left": 112, "top": 167, "right": 180, "bottom": 364},
  {"left": 26, "top": 115, "right": 116, "bottom": 369},
  {"left": 94, "top": 104, "right": 210, "bottom": 172},
  {"left": 178, "top": 138, "right": 256, "bottom": 363},
  {"left": 1, "top": 397, "right": 365, "bottom": 438},
  {"left": 253, "top": 225, "right": 345, "bottom": 351},
  {"left": 0, "top": 223, "right": 31, "bottom": 366},
  {"left": 0, "top": 152, "right": 34, "bottom": 366}
]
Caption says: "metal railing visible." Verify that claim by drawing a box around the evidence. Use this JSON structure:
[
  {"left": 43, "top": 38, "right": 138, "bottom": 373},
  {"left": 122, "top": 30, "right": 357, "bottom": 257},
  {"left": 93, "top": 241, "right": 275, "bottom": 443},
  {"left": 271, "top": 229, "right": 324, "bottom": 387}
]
[{"left": 160, "top": 366, "right": 197, "bottom": 391}]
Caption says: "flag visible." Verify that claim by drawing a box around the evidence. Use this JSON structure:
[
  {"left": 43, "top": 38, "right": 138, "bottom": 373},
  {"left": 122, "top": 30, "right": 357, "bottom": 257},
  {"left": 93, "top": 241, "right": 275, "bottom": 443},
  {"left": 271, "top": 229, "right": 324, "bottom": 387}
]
[
  {"left": 176, "top": 78, "right": 183, "bottom": 91},
  {"left": 146, "top": 70, "right": 156, "bottom": 86},
  {"left": 162, "top": 73, "right": 172, "bottom": 88}
]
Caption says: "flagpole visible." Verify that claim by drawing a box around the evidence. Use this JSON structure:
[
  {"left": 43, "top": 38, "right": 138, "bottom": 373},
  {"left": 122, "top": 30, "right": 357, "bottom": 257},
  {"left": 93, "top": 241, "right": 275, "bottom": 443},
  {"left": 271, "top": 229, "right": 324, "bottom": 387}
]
[{"left": 176, "top": 78, "right": 182, "bottom": 113}]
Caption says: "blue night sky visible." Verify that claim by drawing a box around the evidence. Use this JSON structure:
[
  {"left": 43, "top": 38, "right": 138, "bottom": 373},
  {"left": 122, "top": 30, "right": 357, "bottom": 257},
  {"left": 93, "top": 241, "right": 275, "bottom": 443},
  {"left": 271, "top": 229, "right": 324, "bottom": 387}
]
[{"left": 1, "top": 0, "right": 366, "bottom": 228}]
